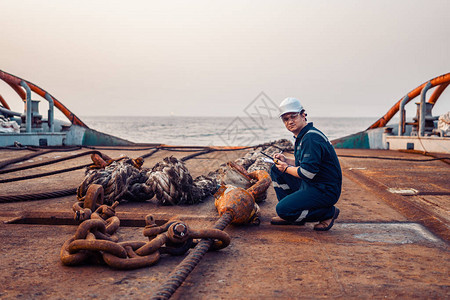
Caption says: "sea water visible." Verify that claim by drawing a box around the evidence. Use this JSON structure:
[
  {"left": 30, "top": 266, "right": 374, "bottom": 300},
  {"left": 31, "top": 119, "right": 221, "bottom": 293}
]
[{"left": 82, "top": 116, "right": 377, "bottom": 146}]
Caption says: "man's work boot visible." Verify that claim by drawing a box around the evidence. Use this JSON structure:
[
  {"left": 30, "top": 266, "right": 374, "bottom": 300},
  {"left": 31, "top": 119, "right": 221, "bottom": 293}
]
[
  {"left": 270, "top": 216, "right": 306, "bottom": 226},
  {"left": 313, "top": 207, "right": 340, "bottom": 231}
]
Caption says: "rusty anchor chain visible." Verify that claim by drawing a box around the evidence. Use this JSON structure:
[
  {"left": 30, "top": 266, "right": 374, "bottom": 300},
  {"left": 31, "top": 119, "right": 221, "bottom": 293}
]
[
  {"left": 61, "top": 184, "right": 231, "bottom": 270},
  {"left": 150, "top": 166, "right": 271, "bottom": 300},
  {"left": 73, "top": 183, "right": 108, "bottom": 221},
  {"left": 150, "top": 212, "right": 233, "bottom": 300},
  {"left": 62, "top": 161, "right": 271, "bottom": 300}
]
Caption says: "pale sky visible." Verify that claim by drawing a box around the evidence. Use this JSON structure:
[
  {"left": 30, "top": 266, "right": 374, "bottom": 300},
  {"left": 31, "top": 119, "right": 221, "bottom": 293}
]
[{"left": 1, "top": 0, "right": 449, "bottom": 119}]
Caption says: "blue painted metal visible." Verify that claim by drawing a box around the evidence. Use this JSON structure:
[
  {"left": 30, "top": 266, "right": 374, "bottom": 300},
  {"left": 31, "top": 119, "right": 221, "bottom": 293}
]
[
  {"left": 0, "top": 132, "right": 66, "bottom": 146},
  {"left": 0, "top": 69, "right": 134, "bottom": 146},
  {"left": 81, "top": 127, "right": 134, "bottom": 146},
  {"left": 0, "top": 106, "right": 21, "bottom": 117},
  {"left": 44, "top": 93, "right": 55, "bottom": 132},
  {"left": 419, "top": 82, "right": 432, "bottom": 136},
  {"left": 331, "top": 131, "right": 370, "bottom": 149},
  {"left": 19, "top": 80, "right": 32, "bottom": 133},
  {"left": 398, "top": 95, "right": 409, "bottom": 136}
]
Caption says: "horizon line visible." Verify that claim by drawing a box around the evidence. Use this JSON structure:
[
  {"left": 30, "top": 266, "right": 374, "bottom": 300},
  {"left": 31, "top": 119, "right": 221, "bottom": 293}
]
[{"left": 78, "top": 114, "right": 383, "bottom": 119}]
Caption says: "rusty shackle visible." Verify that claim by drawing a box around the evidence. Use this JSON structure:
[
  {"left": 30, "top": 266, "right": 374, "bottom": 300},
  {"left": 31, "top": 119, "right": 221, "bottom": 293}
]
[
  {"left": 214, "top": 163, "right": 271, "bottom": 225},
  {"left": 73, "top": 184, "right": 105, "bottom": 221}
]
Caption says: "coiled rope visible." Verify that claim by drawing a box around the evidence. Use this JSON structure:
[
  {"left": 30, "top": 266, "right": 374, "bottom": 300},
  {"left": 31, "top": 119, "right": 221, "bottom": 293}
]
[
  {"left": 77, "top": 155, "right": 219, "bottom": 206},
  {"left": 78, "top": 158, "right": 154, "bottom": 205}
]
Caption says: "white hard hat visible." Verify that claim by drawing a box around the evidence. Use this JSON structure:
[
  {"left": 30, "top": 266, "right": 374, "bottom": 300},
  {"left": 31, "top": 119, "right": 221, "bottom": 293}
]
[{"left": 279, "top": 97, "right": 304, "bottom": 117}]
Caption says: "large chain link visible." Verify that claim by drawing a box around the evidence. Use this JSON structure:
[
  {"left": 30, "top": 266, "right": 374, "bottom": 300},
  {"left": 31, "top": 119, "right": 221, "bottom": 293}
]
[{"left": 62, "top": 184, "right": 230, "bottom": 270}]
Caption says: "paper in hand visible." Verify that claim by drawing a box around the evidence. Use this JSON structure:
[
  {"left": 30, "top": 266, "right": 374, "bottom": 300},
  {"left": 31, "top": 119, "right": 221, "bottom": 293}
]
[{"left": 262, "top": 157, "right": 275, "bottom": 164}]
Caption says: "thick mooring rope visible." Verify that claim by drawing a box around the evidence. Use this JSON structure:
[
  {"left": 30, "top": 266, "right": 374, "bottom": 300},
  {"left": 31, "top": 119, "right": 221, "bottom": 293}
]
[
  {"left": 77, "top": 158, "right": 154, "bottom": 205},
  {"left": 76, "top": 139, "right": 293, "bottom": 206},
  {"left": 147, "top": 156, "right": 195, "bottom": 205},
  {"left": 77, "top": 156, "right": 218, "bottom": 206}
]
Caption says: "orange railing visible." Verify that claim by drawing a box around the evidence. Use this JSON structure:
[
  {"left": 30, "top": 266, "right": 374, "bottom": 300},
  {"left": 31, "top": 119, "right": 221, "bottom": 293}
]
[
  {"left": 367, "top": 73, "right": 450, "bottom": 130},
  {"left": 0, "top": 69, "right": 88, "bottom": 128}
]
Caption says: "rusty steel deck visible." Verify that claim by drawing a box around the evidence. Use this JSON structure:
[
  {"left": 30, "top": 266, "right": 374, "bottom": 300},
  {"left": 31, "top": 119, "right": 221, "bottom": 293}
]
[{"left": 0, "top": 146, "right": 449, "bottom": 299}]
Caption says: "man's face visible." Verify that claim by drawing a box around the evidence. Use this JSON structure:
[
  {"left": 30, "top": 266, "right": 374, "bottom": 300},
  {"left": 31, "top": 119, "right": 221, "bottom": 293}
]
[{"left": 281, "top": 112, "right": 307, "bottom": 135}]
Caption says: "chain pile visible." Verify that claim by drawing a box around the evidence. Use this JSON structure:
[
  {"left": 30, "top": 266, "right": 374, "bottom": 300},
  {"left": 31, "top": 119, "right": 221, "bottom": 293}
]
[
  {"left": 64, "top": 185, "right": 231, "bottom": 270},
  {"left": 63, "top": 150, "right": 275, "bottom": 296}
]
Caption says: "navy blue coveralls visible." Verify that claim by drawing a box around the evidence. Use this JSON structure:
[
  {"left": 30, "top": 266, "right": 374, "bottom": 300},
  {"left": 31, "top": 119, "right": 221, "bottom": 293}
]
[{"left": 270, "top": 123, "right": 342, "bottom": 223}]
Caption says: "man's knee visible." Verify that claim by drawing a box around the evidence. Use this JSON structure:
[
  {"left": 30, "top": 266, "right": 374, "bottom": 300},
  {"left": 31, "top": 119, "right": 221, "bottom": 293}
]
[{"left": 276, "top": 201, "right": 293, "bottom": 220}]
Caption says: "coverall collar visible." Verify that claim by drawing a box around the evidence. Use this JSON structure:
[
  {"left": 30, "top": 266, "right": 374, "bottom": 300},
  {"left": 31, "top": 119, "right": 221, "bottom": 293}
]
[{"left": 294, "top": 122, "right": 314, "bottom": 140}]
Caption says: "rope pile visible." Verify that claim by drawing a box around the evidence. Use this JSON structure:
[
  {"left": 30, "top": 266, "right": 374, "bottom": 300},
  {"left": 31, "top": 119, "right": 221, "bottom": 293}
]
[
  {"left": 77, "top": 157, "right": 152, "bottom": 205},
  {"left": 148, "top": 156, "right": 195, "bottom": 205},
  {"left": 77, "top": 139, "right": 293, "bottom": 206},
  {"left": 77, "top": 155, "right": 218, "bottom": 206}
]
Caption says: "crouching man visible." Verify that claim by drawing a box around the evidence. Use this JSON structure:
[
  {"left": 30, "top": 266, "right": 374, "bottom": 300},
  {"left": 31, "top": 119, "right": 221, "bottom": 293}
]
[{"left": 270, "top": 97, "right": 342, "bottom": 231}]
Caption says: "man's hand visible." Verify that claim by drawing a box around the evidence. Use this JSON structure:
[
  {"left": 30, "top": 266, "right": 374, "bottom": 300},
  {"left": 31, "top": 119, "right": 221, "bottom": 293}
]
[
  {"left": 276, "top": 160, "right": 288, "bottom": 172},
  {"left": 273, "top": 153, "right": 286, "bottom": 163}
]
